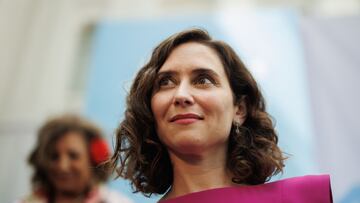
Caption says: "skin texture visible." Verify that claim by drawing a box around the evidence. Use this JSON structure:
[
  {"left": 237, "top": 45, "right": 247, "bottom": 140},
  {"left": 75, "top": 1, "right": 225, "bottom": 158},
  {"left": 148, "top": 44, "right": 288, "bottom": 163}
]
[
  {"left": 47, "top": 132, "right": 93, "bottom": 200},
  {"left": 151, "top": 42, "right": 246, "bottom": 199}
]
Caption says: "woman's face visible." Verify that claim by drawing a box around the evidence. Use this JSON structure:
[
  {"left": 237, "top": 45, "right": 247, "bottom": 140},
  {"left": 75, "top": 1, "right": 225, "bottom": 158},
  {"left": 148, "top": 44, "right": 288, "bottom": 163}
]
[
  {"left": 151, "top": 42, "right": 243, "bottom": 155},
  {"left": 47, "top": 132, "right": 93, "bottom": 195}
]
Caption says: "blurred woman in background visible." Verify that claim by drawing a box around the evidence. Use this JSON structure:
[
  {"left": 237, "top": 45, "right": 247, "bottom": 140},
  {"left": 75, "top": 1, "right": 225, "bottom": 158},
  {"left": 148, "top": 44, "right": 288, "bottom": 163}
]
[
  {"left": 111, "top": 28, "right": 332, "bottom": 202},
  {"left": 21, "top": 114, "right": 132, "bottom": 203}
]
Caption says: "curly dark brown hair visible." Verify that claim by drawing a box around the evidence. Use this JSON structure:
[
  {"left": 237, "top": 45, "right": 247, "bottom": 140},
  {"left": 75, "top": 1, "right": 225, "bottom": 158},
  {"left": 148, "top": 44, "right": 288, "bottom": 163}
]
[
  {"left": 28, "top": 114, "right": 111, "bottom": 195},
  {"left": 111, "top": 28, "right": 286, "bottom": 197}
]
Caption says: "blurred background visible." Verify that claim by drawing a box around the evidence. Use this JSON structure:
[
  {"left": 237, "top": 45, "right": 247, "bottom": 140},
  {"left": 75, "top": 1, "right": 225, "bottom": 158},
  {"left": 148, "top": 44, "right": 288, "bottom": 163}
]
[{"left": 1, "top": 0, "right": 359, "bottom": 202}]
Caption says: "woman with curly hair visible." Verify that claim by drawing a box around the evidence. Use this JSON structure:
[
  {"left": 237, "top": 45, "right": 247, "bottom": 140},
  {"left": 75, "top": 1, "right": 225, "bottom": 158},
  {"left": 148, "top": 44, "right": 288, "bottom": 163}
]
[
  {"left": 21, "top": 114, "right": 132, "bottom": 203},
  {"left": 111, "top": 28, "right": 332, "bottom": 202}
]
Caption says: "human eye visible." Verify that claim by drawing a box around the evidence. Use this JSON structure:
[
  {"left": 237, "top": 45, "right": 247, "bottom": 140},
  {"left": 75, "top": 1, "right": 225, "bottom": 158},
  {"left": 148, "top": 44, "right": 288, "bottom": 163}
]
[
  {"left": 68, "top": 151, "right": 80, "bottom": 161},
  {"left": 194, "top": 74, "right": 217, "bottom": 87},
  {"left": 49, "top": 152, "right": 59, "bottom": 161},
  {"left": 157, "top": 75, "right": 176, "bottom": 89}
]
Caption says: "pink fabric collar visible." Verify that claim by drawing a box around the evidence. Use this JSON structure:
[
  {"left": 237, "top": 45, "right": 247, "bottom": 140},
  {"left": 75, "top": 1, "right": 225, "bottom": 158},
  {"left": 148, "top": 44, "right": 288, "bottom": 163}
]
[{"left": 160, "top": 175, "right": 332, "bottom": 203}]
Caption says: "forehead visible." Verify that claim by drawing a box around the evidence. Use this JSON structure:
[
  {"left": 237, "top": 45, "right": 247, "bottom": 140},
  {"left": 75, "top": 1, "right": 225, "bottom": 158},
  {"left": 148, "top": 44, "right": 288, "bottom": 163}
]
[
  {"left": 55, "top": 131, "right": 87, "bottom": 150},
  {"left": 159, "top": 42, "right": 225, "bottom": 75}
]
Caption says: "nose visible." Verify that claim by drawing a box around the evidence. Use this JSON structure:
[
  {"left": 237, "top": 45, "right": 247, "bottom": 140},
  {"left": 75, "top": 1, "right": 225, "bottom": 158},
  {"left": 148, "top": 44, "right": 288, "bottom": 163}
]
[
  {"left": 57, "top": 155, "right": 71, "bottom": 172},
  {"left": 173, "top": 82, "right": 194, "bottom": 107}
]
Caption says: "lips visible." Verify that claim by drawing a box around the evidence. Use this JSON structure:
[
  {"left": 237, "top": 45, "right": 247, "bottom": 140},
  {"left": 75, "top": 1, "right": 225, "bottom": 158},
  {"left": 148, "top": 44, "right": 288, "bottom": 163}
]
[{"left": 170, "top": 113, "right": 204, "bottom": 123}]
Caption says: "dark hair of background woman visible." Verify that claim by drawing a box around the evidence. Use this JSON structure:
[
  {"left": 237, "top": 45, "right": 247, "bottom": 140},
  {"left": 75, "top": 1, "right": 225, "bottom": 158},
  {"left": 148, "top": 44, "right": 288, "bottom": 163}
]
[{"left": 111, "top": 28, "right": 286, "bottom": 197}]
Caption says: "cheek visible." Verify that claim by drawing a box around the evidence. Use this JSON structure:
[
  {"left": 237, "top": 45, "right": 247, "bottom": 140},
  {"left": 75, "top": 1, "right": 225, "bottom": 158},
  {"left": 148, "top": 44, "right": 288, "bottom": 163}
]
[
  {"left": 72, "top": 155, "right": 92, "bottom": 175},
  {"left": 198, "top": 91, "right": 235, "bottom": 138},
  {"left": 80, "top": 160, "right": 92, "bottom": 173},
  {"left": 198, "top": 90, "right": 234, "bottom": 116},
  {"left": 74, "top": 161, "right": 92, "bottom": 187},
  {"left": 151, "top": 93, "right": 177, "bottom": 146},
  {"left": 151, "top": 93, "right": 171, "bottom": 123}
]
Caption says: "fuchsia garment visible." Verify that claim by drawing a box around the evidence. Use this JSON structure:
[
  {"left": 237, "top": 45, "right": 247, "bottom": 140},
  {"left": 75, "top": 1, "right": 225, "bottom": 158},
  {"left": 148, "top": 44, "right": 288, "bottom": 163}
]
[{"left": 161, "top": 175, "right": 332, "bottom": 203}]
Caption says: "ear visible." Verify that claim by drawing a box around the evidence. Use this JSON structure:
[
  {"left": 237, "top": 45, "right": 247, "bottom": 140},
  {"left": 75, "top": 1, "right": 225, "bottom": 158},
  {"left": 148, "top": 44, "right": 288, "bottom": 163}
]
[{"left": 234, "top": 100, "right": 247, "bottom": 125}]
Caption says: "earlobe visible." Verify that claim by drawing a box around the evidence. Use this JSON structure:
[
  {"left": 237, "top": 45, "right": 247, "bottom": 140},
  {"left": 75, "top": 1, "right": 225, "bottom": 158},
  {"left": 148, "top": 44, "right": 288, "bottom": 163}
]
[{"left": 234, "top": 101, "right": 247, "bottom": 125}]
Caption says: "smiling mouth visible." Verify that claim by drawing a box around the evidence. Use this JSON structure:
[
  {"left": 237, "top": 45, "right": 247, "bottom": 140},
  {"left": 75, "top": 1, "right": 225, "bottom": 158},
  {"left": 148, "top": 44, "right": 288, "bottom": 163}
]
[{"left": 170, "top": 113, "right": 204, "bottom": 124}]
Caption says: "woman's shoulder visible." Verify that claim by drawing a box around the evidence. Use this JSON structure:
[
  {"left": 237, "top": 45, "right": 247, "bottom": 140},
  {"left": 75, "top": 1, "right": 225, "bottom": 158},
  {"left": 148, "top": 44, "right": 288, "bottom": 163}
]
[
  {"left": 15, "top": 191, "right": 46, "bottom": 203},
  {"left": 160, "top": 174, "right": 332, "bottom": 203},
  {"left": 279, "top": 174, "right": 331, "bottom": 186},
  {"left": 278, "top": 174, "right": 333, "bottom": 203}
]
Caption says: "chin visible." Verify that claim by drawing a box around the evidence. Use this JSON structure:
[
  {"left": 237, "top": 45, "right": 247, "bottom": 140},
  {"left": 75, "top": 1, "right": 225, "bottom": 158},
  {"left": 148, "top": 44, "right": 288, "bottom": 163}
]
[
  {"left": 58, "top": 187, "right": 86, "bottom": 195},
  {"left": 170, "top": 138, "right": 209, "bottom": 155},
  {"left": 55, "top": 183, "right": 84, "bottom": 193},
  {"left": 56, "top": 184, "right": 76, "bottom": 191},
  {"left": 160, "top": 130, "right": 218, "bottom": 153}
]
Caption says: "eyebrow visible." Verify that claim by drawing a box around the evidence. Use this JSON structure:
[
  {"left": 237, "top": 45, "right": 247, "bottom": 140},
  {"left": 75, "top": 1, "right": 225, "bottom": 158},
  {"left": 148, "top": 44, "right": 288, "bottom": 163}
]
[
  {"left": 155, "top": 70, "right": 176, "bottom": 79},
  {"left": 192, "top": 68, "right": 220, "bottom": 79},
  {"left": 156, "top": 68, "right": 221, "bottom": 79}
]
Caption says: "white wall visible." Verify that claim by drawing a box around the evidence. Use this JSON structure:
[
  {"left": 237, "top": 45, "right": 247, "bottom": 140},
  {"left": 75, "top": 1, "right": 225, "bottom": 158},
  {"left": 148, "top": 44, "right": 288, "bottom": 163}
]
[{"left": 0, "top": 0, "right": 108, "bottom": 201}]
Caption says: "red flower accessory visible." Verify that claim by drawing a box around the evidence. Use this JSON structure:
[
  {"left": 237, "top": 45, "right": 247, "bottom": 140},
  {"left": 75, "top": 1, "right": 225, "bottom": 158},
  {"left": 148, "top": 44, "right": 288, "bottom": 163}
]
[{"left": 90, "top": 138, "right": 110, "bottom": 164}]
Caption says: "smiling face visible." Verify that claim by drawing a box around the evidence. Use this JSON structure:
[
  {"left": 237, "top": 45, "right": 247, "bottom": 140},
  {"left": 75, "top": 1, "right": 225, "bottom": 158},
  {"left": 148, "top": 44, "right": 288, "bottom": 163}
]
[
  {"left": 151, "top": 42, "right": 242, "bottom": 156},
  {"left": 47, "top": 131, "right": 93, "bottom": 195}
]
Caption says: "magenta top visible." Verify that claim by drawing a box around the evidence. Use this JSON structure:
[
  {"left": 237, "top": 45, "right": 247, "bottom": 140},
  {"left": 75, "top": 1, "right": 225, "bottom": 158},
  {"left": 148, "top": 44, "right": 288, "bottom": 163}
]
[{"left": 161, "top": 175, "right": 332, "bottom": 203}]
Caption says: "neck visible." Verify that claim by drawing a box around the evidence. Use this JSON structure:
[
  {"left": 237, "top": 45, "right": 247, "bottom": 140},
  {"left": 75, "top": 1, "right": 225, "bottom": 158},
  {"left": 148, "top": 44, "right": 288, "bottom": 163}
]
[
  {"left": 54, "top": 192, "right": 84, "bottom": 203},
  {"left": 164, "top": 147, "right": 235, "bottom": 200},
  {"left": 53, "top": 185, "right": 94, "bottom": 203}
]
